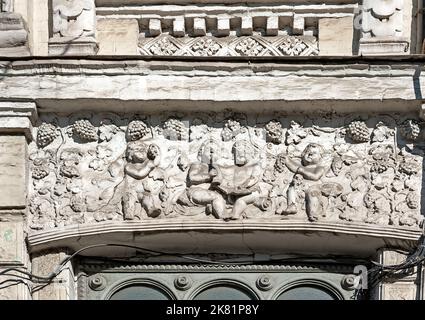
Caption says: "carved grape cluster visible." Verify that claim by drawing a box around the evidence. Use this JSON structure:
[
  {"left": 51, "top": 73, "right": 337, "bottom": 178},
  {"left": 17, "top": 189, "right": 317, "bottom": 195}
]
[
  {"left": 126, "top": 120, "right": 150, "bottom": 141},
  {"left": 32, "top": 166, "right": 49, "bottom": 180},
  {"left": 70, "top": 196, "right": 85, "bottom": 213},
  {"left": 399, "top": 158, "right": 420, "bottom": 175},
  {"left": 221, "top": 119, "right": 242, "bottom": 141},
  {"left": 72, "top": 120, "right": 98, "bottom": 142},
  {"left": 347, "top": 121, "right": 370, "bottom": 143},
  {"left": 370, "top": 161, "right": 388, "bottom": 174},
  {"left": 265, "top": 120, "right": 283, "bottom": 144},
  {"left": 400, "top": 120, "right": 421, "bottom": 141},
  {"left": 37, "top": 123, "right": 57, "bottom": 148},
  {"left": 407, "top": 192, "right": 419, "bottom": 209},
  {"left": 60, "top": 163, "right": 79, "bottom": 178},
  {"left": 163, "top": 119, "right": 188, "bottom": 140},
  {"left": 274, "top": 153, "right": 286, "bottom": 173}
]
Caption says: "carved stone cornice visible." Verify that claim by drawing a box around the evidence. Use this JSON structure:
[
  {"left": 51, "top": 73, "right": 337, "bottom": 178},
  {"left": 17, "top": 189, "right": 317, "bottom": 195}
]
[
  {"left": 98, "top": 2, "right": 357, "bottom": 57},
  {"left": 0, "top": 102, "right": 37, "bottom": 140},
  {"left": 0, "top": 58, "right": 424, "bottom": 114},
  {"left": 27, "top": 220, "right": 423, "bottom": 255},
  {"left": 96, "top": 0, "right": 358, "bottom": 5}
]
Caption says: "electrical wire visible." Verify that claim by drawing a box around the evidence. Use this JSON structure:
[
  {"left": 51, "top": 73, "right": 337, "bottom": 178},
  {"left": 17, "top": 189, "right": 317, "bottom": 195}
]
[
  {"left": 0, "top": 243, "right": 260, "bottom": 290},
  {"left": 352, "top": 237, "right": 425, "bottom": 299},
  {"left": 2, "top": 240, "right": 425, "bottom": 298}
]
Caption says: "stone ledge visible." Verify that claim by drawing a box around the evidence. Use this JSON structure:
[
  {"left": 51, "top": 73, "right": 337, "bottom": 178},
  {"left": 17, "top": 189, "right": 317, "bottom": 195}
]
[
  {"left": 359, "top": 38, "right": 410, "bottom": 56},
  {"left": 0, "top": 102, "right": 37, "bottom": 140},
  {"left": 0, "top": 59, "right": 424, "bottom": 113},
  {"left": 48, "top": 37, "right": 99, "bottom": 57},
  {"left": 96, "top": 0, "right": 358, "bottom": 12},
  {"left": 0, "top": 58, "right": 422, "bottom": 75},
  {"left": 27, "top": 220, "right": 423, "bottom": 257}
]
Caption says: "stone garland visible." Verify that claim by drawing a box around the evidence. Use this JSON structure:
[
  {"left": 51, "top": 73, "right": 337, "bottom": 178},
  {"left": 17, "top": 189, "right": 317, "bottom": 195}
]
[{"left": 28, "top": 112, "right": 424, "bottom": 231}]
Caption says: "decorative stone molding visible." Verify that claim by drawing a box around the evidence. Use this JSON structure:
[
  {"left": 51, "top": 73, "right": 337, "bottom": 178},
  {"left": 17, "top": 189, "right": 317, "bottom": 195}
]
[
  {"left": 49, "top": 0, "right": 98, "bottom": 56},
  {"left": 0, "top": 102, "right": 37, "bottom": 140},
  {"left": 359, "top": 0, "right": 409, "bottom": 55},
  {"left": 136, "top": 9, "right": 323, "bottom": 57},
  {"left": 174, "top": 275, "right": 192, "bottom": 291},
  {"left": 79, "top": 262, "right": 355, "bottom": 273},
  {"left": 139, "top": 34, "right": 318, "bottom": 57},
  {"left": 26, "top": 220, "right": 423, "bottom": 256},
  {"left": 97, "top": 3, "right": 357, "bottom": 57},
  {"left": 0, "top": 12, "right": 30, "bottom": 56},
  {"left": 1, "top": 59, "right": 425, "bottom": 112}
]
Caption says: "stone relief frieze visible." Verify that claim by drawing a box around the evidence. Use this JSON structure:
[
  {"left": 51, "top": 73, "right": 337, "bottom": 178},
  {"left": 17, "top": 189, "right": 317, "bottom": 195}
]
[
  {"left": 139, "top": 35, "right": 318, "bottom": 57},
  {"left": 28, "top": 112, "right": 424, "bottom": 231}
]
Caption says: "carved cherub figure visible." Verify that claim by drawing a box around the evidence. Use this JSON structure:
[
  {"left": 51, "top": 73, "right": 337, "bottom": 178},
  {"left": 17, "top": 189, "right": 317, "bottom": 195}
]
[
  {"left": 216, "top": 140, "right": 264, "bottom": 220},
  {"left": 277, "top": 143, "right": 330, "bottom": 221},
  {"left": 177, "top": 140, "right": 226, "bottom": 219},
  {"left": 123, "top": 141, "right": 163, "bottom": 219}
]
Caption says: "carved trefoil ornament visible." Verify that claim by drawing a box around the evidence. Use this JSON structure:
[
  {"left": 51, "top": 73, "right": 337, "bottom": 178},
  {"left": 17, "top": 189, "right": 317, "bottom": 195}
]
[
  {"left": 28, "top": 112, "right": 424, "bottom": 233},
  {"left": 359, "top": 0, "right": 409, "bottom": 55},
  {"left": 49, "top": 0, "right": 98, "bottom": 55}
]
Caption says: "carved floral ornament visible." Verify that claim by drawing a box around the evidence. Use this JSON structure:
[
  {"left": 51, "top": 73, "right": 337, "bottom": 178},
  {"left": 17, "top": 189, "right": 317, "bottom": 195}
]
[
  {"left": 52, "top": 0, "right": 95, "bottom": 38},
  {"left": 28, "top": 112, "right": 424, "bottom": 231},
  {"left": 139, "top": 35, "right": 318, "bottom": 57}
]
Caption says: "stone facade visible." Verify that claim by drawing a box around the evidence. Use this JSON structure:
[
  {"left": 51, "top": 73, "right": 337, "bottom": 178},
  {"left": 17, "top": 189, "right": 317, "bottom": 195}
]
[{"left": 0, "top": 0, "right": 425, "bottom": 300}]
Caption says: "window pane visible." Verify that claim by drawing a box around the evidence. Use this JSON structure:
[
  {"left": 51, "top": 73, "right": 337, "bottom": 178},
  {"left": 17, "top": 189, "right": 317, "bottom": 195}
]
[
  {"left": 277, "top": 285, "right": 337, "bottom": 300},
  {"left": 194, "top": 285, "right": 256, "bottom": 300},
  {"left": 109, "top": 284, "right": 172, "bottom": 300}
]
